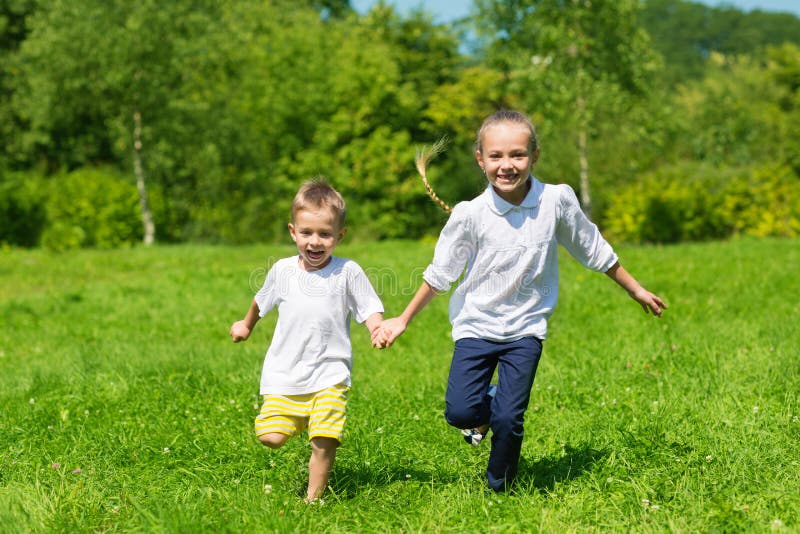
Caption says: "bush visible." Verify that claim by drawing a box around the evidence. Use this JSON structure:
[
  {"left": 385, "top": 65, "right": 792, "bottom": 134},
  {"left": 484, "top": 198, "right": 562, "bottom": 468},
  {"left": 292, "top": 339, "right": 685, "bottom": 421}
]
[
  {"left": 0, "top": 171, "right": 48, "bottom": 247},
  {"left": 40, "top": 167, "right": 142, "bottom": 251},
  {"left": 603, "top": 163, "right": 800, "bottom": 243},
  {"left": 720, "top": 166, "right": 800, "bottom": 237}
]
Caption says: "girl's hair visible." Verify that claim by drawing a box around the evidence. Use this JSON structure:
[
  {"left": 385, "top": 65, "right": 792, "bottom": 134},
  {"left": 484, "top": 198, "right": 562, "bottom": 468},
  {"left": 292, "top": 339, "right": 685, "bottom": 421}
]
[
  {"left": 416, "top": 110, "right": 539, "bottom": 214},
  {"left": 415, "top": 136, "right": 452, "bottom": 213},
  {"left": 475, "top": 110, "right": 538, "bottom": 153},
  {"left": 291, "top": 178, "right": 346, "bottom": 228}
]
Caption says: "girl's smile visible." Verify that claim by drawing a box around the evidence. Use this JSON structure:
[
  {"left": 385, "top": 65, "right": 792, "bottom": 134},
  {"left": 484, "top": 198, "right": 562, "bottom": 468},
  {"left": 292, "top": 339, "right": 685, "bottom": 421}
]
[{"left": 476, "top": 123, "right": 539, "bottom": 205}]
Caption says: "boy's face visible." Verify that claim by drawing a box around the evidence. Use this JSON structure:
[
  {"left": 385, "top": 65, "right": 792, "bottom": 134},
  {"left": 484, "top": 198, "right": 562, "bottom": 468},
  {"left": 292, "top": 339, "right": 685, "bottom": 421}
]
[{"left": 288, "top": 207, "right": 345, "bottom": 272}]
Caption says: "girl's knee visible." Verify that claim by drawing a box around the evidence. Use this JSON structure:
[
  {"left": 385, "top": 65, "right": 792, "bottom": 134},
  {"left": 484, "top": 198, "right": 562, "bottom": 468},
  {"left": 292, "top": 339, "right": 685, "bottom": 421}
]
[
  {"left": 445, "top": 404, "right": 485, "bottom": 429},
  {"left": 258, "top": 432, "right": 289, "bottom": 449}
]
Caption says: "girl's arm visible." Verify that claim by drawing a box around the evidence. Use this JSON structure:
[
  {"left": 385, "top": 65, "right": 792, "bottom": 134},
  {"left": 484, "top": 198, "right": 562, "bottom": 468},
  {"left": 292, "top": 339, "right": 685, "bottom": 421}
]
[
  {"left": 230, "top": 299, "right": 261, "bottom": 342},
  {"left": 373, "top": 281, "right": 440, "bottom": 347},
  {"left": 604, "top": 262, "right": 667, "bottom": 317}
]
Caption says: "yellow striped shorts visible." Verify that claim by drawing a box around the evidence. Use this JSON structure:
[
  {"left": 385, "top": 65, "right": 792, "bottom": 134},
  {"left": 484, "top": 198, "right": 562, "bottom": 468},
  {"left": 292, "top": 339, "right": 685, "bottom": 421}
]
[{"left": 254, "top": 382, "right": 349, "bottom": 442}]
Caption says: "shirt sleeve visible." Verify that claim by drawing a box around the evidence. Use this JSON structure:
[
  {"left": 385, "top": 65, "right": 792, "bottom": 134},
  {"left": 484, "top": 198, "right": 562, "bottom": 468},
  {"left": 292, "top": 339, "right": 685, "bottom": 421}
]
[
  {"left": 254, "top": 264, "right": 279, "bottom": 317},
  {"left": 554, "top": 184, "right": 618, "bottom": 272},
  {"left": 422, "top": 202, "right": 476, "bottom": 292},
  {"left": 346, "top": 262, "right": 384, "bottom": 323}
]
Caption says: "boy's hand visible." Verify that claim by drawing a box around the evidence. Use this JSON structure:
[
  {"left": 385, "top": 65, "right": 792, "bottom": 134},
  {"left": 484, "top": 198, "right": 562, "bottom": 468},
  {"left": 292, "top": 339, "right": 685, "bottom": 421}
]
[
  {"left": 230, "top": 320, "right": 251, "bottom": 342},
  {"left": 370, "top": 326, "right": 386, "bottom": 349}
]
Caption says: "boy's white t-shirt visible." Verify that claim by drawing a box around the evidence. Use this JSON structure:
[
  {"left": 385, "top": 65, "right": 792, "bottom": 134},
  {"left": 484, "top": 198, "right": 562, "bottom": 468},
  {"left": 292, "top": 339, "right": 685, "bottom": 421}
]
[{"left": 254, "top": 255, "right": 383, "bottom": 395}]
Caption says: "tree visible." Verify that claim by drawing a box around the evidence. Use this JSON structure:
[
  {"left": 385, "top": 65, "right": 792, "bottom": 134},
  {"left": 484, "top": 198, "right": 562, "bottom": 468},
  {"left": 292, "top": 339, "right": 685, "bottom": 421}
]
[
  {"left": 641, "top": 0, "right": 800, "bottom": 86},
  {"left": 284, "top": 4, "right": 465, "bottom": 238},
  {"left": 473, "top": 0, "right": 660, "bottom": 217},
  {"left": 674, "top": 45, "right": 799, "bottom": 169},
  {"left": 0, "top": 0, "right": 37, "bottom": 169},
  {"left": 12, "top": 0, "right": 237, "bottom": 243},
  {"left": 422, "top": 65, "right": 514, "bottom": 205}
]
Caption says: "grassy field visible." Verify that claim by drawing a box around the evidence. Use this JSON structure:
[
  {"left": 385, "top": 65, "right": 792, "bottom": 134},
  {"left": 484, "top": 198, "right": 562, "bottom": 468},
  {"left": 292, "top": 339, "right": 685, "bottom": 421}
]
[{"left": 1, "top": 237, "right": 798, "bottom": 532}]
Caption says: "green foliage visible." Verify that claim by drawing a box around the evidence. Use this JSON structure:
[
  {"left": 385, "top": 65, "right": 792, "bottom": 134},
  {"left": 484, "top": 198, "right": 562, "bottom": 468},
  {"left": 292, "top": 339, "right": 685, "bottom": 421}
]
[
  {"left": 675, "top": 50, "right": 793, "bottom": 167},
  {"left": 472, "top": 0, "right": 662, "bottom": 217},
  {"left": 722, "top": 165, "right": 800, "bottom": 237},
  {"left": 421, "top": 65, "right": 513, "bottom": 204},
  {"left": 600, "top": 43, "right": 800, "bottom": 244},
  {"left": 0, "top": 170, "right": 46, "bottom": 246},
  {"left": 641, "top": 0, "right": 800, "bottom": 85},
  {"left": 604, "top": 163, "right": 800, "bottom": 243},
  {"left": 4, "top": 1, "right": 469, "bottom": 243},
  {"left": 0, "top": 0, "right": 37, "bottom": 169},
  {"left": 40, "top": 168, "right": 141, "bottom": 251},
  {"left": 0, "top": 1, "right": 799, "bottom": 247}
]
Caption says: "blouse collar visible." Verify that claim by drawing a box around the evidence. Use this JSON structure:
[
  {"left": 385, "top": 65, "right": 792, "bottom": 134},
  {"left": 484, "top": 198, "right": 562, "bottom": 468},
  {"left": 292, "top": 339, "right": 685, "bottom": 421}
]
[{"left": 484, "top": 176, "right": 542, "bottom": 215}]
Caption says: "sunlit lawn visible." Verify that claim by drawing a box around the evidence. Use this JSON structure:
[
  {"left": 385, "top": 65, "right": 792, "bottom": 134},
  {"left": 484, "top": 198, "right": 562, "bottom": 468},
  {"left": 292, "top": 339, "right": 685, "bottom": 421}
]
[{"left": 1, "top": 237, "right": 798, "bottom": 532}]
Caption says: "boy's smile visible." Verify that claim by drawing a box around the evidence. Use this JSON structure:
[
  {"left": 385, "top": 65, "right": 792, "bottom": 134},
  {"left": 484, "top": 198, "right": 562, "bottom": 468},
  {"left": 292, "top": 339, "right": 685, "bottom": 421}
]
[{"left": 288, "top": 208, "right": 345, "bottom": 272}]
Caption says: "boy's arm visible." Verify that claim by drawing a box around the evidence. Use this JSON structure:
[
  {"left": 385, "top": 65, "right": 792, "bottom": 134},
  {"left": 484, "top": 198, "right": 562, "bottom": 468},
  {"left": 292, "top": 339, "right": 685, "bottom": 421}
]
[
  {"left": 604, "top": 262, "right": 667, "bottom": 317},
  {"left": 230, "top": 299, "right": 261, "bottom": 342},
  {"left": 374, "top": 281, "right": 439, "bottom": 347}
]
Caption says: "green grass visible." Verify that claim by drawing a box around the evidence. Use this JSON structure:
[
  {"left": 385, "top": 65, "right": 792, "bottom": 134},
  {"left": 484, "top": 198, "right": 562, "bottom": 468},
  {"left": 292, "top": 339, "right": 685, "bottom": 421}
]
[{"left": 1, "top": 237, "right": 798, "bottom": 532}]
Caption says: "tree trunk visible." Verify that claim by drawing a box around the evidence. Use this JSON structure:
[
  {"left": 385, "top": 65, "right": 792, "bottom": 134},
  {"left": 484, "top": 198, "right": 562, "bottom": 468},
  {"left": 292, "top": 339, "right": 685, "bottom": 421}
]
[
  {"left": 577, "top": 96, "right": 592, "bottom": 218},
  {"left": 133, "top": 111, "right": 155, "bottom": 245}
]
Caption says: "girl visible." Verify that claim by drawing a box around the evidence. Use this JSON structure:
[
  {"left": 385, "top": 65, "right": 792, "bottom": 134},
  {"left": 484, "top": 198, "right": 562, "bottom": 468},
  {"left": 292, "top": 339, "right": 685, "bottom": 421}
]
[{"left": 373, "top": 110, "right": 666, "bottom": 492}]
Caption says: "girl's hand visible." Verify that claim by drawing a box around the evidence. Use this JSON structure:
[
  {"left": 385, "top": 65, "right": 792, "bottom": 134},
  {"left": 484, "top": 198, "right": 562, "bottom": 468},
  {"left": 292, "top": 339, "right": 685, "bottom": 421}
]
[
  {"left": 230, "top": 320, "right": 251, "bottom": 342},
  {"left": 604, "top": 263, "right": 667, "bottom": 318},
  {"left": 631, "top": 288, "right": 667, "bottom": 317}
]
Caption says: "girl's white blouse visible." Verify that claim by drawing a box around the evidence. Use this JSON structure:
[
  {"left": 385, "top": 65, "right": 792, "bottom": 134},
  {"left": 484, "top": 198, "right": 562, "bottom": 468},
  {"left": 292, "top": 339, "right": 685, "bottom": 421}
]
[{"left": 423, "top": 178, "right": 618, "bottom": 342}]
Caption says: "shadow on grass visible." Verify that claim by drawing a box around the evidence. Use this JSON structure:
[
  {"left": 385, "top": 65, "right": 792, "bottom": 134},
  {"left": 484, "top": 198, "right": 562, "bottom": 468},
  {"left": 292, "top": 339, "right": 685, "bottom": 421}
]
[
  {"left": 320, "top": 442, "right": 606, "bottom": 499},
  {"left": 327, "top": 462, "right": 457, "bottom": 500},
  {"left": 517, "top": 443, "right": 608, "bottom": 493}
]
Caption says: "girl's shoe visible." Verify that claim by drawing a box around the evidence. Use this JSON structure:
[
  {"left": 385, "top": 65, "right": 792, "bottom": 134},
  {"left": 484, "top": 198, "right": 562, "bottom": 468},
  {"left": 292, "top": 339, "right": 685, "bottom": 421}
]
[
  {"left": 461, "top": 384, "right": 497, "bottom": 446},
  {"left": 461, "top": 427, "right": 487, "bottom": 446}
]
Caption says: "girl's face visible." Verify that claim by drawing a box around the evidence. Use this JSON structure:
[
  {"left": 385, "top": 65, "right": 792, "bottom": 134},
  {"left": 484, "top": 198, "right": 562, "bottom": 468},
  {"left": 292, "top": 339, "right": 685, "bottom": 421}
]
[
  {"left": 288, "top": 207, "right": 345, "bottom": 271},
  {"left": 476, "top": 122, "right": 539, "bottom": 205}
]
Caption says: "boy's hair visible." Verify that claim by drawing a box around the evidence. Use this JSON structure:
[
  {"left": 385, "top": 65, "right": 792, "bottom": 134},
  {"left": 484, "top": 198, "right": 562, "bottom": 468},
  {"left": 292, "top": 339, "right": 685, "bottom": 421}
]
[
  {"left": 475, "top": 110, "right": 538, "bottom": 154},
  {"left": 291, "top": 178, "right": 346, "bottom": 228}
]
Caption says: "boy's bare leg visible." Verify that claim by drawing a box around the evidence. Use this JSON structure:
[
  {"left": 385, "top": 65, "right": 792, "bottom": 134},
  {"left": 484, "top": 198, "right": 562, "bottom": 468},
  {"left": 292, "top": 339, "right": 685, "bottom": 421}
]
[
  {"left": 259, "top": 432, "right": 289, "bottom": 449},
  {"left": 306, "top": 436, "right": 339, "bottom": 501}
]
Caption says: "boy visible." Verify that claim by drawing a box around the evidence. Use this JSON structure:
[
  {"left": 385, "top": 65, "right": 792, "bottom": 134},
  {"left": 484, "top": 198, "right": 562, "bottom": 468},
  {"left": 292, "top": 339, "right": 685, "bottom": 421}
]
[{"left": 230, "top": 179, "right": 383, "bottom": 501}]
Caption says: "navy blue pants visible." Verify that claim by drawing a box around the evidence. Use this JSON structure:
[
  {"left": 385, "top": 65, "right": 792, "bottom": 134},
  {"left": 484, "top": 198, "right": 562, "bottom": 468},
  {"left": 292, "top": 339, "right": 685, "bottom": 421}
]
[{"left": 445, "top": 336, "right": 543, "bottom": 492}]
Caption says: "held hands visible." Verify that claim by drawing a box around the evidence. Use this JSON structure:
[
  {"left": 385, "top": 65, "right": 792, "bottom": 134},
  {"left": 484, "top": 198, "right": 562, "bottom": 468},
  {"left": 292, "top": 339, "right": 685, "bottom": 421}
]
[
  {"left": 229, "top": 320, "right": 251, "bottom": 342},
  {"left": 370, "top": 317, "right": 407, "bottom": 349}
]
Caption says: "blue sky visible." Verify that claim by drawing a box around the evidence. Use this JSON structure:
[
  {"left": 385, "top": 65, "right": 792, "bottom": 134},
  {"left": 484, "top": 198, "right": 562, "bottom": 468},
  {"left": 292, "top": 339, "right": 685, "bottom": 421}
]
[{"left": 350, "top": 0, "right": 800, "bottom": 22}]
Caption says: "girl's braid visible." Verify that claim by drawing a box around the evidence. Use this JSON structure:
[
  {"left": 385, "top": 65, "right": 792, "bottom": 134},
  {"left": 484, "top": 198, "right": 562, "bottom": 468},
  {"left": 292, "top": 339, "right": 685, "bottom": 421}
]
[{"left": 415, "top": 136, "right": 452, "bottom": 214}]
